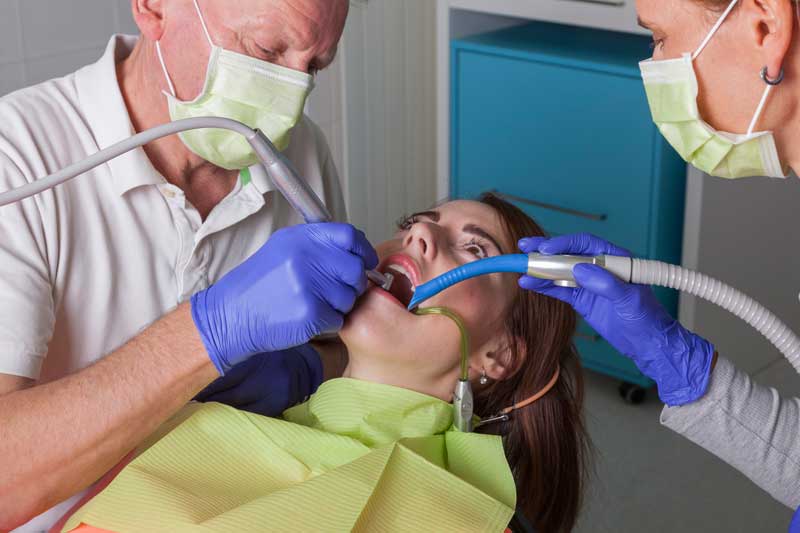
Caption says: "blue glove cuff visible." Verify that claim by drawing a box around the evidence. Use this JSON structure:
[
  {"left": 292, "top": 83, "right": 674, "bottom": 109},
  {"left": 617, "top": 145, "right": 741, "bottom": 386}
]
[
  {"left": 190, "top": 289, "right": 227, "bottom": 376},
  {"left": 657, "top": 330, "right": 716, "bottom": 407},
  {"left": 292, "top": 344, "right": 325, "bottom": 401}
]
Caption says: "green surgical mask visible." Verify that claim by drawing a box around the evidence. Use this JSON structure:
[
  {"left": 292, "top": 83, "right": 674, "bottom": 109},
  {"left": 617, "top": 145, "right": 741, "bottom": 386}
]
[
  {"left": 639, "top": 0, "right": 787, "bottom": 179},
  {"left": 155, "top": 0, "right": 314, "bottom": 170}
]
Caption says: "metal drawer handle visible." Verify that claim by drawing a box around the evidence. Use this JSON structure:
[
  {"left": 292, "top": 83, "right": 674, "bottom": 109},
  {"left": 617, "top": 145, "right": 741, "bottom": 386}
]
[
  {"left": 493, "top": 190, "right": 608, "bottom": 222},
  {"left": 575, "top": 332, "right": 603, "bottom": 343}
]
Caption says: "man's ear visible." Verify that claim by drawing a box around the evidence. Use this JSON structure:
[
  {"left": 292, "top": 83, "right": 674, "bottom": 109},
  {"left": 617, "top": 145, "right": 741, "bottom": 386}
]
[
  {"left": 132, "top": 0, "right": 167, "bottom": 41},
  {"left": 746, "top": 0, "right": 795, "bottom": 79}
]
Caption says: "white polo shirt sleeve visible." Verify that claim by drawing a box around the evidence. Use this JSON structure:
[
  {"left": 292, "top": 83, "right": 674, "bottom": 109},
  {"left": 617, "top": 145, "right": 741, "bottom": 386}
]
[{"left": 0, "top": 146, "right": 56, "bottom": 379}]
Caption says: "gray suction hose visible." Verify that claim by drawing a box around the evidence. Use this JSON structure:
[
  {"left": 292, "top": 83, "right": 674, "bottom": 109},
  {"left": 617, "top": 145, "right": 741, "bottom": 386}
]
[
  {"left": 630, "top": 259, "right": 800, "bottom": 373},
  {"left": 0, "top": 118, "right": 258, "bottom": 207},
  {"left": 0, "top": 117, "right": 391, "bottom": 288},
  {"left": 579, "top": 255, "right": 800, "bottom": 371}
]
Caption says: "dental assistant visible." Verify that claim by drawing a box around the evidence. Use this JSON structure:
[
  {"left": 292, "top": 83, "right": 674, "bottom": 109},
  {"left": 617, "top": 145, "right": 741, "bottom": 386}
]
[
  {"left": 521, "top": 0, "right": 800, "bottom": 515},
  {"left": 0, "top": 0, "right": 378, "bottom": 530}
]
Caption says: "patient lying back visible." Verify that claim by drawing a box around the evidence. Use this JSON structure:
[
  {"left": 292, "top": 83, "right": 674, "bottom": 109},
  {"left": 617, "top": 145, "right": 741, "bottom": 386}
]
[{"left": 62, "top": 194, "right": 588, "bottom": 533}]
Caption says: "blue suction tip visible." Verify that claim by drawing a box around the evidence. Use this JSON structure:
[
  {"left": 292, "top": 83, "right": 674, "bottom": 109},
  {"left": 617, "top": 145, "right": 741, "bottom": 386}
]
[
  {"left": 407, "top": 283, "right": 435, "bottom": 310},
  {"left": 407, "top": 254, "right": 529, "bottom": 310}
]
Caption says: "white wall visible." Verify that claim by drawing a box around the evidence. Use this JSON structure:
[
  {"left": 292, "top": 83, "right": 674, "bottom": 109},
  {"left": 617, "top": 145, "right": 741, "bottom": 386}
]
[
  {"left": 0, "top": 0, "right": 137, "bottom": 96},
  {"left": 332, "top": 0, "right": 438, "bottom": 243}
]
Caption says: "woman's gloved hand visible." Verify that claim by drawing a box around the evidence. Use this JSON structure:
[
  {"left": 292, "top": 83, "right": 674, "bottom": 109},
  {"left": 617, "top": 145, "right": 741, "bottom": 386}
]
[
  {"left": 790, "top": 505, "right": 800, "bottom": 533},
  {"left": 191, "top": 223, "right": 378, "bottom": 375},
  {"left": 194, "top": 345, "right": 323, "bottom": 416},
  {"left": 518, "top": 233, "right": 715, "bottom": 406}
]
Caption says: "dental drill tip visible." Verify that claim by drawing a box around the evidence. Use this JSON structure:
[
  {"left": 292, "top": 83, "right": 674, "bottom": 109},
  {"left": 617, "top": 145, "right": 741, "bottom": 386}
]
[{"left": 366, "top": 269, "right": 393, "bottom": 291}]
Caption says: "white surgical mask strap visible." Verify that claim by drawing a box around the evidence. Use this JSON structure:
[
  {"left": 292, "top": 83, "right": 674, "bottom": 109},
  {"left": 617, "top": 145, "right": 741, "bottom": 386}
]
[
  {"left": 192, "top": 0, "right": 214, "bottom": 48},
  {"left": 692, "top": 0, "right": 740, "bottom": 59},
  {"left": 687, "top": 0, "right": 771, "bottom": 136},
  {"left": 747, "top": 83, "right": 774, "bottom": 135},
  {"left": 155, "top": 41, "right": 176, "bottom": 97},
  {"left": 155, "top": 0, "right": 214, "bottom": 99}
]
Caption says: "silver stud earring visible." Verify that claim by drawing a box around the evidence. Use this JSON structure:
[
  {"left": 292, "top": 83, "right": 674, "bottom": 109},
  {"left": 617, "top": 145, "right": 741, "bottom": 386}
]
[{"left": 479, "top": 368, "right": 489, "bottom": 385}]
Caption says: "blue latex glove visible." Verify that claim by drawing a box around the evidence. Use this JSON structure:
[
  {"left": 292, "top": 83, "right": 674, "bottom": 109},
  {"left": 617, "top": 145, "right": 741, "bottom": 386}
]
[
  {"left": 191, "top": 223, "right": 378, "bottom": 375},
  {"left": 518, "top": 233, "right": 715, "bottom": 406},
  {"left": 790, "top": 506, "right": 800, "bottom": 533},
  {"left": 194, "top": 345, "right": 323, "bottom": 416}
]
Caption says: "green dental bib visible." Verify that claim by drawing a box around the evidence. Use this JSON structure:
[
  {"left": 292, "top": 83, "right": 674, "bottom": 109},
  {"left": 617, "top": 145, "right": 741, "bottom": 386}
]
[{"left": 64, "top": 379, "right": 516, "bottom": 532}]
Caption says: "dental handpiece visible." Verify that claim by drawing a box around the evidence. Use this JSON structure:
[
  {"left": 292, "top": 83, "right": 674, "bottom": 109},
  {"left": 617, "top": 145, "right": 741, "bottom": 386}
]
[
  {"left": 249, "top": 130, "right": 394, "bottom": 290},
  {"left": 407, "top": 253, "right": 633, "bottom": 310}
]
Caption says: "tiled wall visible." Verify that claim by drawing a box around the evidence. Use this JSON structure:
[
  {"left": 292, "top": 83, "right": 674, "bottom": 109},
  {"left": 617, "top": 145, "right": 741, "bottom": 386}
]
[{"left": 0, "top": 0, "right": 138, "bottom": 97}]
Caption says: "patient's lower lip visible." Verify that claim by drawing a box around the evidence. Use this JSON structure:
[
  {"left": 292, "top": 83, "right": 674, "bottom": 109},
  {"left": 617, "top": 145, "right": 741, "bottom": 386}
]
[{"left": 371, "top": 285, "right": 404, "bottom": 308}]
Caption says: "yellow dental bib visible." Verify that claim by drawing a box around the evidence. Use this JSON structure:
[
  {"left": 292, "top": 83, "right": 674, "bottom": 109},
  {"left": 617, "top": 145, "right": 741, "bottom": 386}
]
[{"left": 64, "top": 379, "right": 516, "bottom": 532}]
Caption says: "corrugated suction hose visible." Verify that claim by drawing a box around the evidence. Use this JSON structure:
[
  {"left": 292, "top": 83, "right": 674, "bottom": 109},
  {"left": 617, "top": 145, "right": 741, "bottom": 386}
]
[{"left": 632, "top": 259, "right": 800, "bottom": 373}]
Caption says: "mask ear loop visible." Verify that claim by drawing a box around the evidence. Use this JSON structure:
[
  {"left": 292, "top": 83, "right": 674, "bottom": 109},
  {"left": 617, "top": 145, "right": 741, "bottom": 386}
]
[
  {"left": 692, "top": 0, "right": 740, "bottom": 60},
  {"left": 155, "top": 41, "right": 177, "bottom": 97},
  {"left": 191, "top": 0, "right": 215, "bottom": 48},
  {"left": 155, "top": 0, "right": 214, "bottom": 99},
  {"left": 748, "top": 67, "right": 784, "bottom": 135}
]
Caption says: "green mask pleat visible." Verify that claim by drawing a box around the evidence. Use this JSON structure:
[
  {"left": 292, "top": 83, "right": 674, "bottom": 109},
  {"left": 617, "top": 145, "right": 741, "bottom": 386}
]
[
  {"left": 639, "top": 36, "right": 786, "bottom": 178},
  {"left": 159, "top": 19, "right": 313, "bottom": 170}
]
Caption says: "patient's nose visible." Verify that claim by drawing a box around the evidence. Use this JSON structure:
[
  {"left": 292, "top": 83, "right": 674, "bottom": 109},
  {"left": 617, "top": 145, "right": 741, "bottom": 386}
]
[{"left": 403, "top": 222, "right": 438, "bottom": 260}]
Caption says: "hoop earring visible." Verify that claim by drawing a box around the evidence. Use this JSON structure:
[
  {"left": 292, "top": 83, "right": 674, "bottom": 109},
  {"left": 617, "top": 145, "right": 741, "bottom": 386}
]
[{"left": 761, "top": 66, "right": 785, "bottom": 86}]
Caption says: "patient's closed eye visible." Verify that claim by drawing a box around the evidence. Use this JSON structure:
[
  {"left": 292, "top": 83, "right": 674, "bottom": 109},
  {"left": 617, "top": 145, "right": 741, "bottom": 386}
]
[
  {"left": 397, "top": 210, "right": 439, "bottom": 231},
  {"left": 463, "top": 239, "right": 488, "bottom": 259}
]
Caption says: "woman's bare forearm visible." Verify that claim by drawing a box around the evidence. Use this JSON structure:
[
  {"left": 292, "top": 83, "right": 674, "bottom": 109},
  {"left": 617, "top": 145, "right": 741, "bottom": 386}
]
[{"left": 0, "top": 303, "right": 219, "bottom": 529}]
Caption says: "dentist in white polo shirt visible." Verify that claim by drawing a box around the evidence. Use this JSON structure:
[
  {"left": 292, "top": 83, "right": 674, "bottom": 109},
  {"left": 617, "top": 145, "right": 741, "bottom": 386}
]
[{"left": 0, "top": 1, "right": 379, "bottom": 530}]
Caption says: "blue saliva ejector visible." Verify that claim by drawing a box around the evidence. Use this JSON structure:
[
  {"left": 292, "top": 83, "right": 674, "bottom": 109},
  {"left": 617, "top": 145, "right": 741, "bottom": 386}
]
[
  {"left": 407, "top": 252, "right": 800, "bottom": 377},
  {"left": 407, "top": 253, "right": 633, "bottom": 310}
]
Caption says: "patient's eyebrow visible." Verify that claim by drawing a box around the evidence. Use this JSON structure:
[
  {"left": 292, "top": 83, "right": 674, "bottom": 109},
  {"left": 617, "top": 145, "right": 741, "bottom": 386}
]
[
  {"left": 411, "top": 210, "right": 440, "bottom": 222},
  {"left": 462, "top": 224, "right": 505, "bottom": 255}
]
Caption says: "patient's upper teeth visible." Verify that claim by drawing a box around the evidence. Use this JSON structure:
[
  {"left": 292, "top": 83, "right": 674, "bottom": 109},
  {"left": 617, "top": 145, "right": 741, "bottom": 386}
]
[{"left": 386, "top": 264, "right": 414, "bottom": 287}]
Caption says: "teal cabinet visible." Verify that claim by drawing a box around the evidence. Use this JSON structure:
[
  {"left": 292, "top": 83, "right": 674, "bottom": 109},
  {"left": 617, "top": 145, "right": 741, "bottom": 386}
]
[{"left": 451, "top": 21, "right": 687, "bottom": 388}]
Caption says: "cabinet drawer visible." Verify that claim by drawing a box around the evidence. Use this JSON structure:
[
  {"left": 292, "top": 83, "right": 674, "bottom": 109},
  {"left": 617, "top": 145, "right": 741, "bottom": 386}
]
[{"left": 452, "top": 49, "right": 657, "bottom": 255}]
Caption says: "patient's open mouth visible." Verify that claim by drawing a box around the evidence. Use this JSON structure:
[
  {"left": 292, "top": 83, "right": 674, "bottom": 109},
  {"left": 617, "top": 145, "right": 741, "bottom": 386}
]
[
  {"left": 385, "top": 265, "right": 415, "bottom": 307},
  {"left": 378, "top": 254, "right": 420, "bottom": 309}
]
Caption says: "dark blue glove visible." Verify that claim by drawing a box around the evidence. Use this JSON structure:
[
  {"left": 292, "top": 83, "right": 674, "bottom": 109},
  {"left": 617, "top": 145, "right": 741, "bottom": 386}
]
[
  {"left": 194, "top": 345, "right": 323, "bottom": 417},
  {"left": 518, "top": 233, "right": 715, "bottom": 406},
  {"left": 790, "top": 506, "right": 800, "bottom": 533},
  {"left": 191, "top": 223, "right": 378, "bottom": 375}
]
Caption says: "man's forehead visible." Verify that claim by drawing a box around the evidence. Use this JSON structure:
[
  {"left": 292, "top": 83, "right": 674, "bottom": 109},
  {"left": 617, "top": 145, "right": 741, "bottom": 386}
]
[
  {"left": 246, "top": 0, "right": 347, "bottom": 25},
  {"left": 246, "top": 0, "right": 347, "bottom": 49}
]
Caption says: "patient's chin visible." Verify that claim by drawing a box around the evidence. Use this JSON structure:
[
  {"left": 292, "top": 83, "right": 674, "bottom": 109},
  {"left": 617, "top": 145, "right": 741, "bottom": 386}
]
[
  {"left": 340, "top": 291, "right": 403, "bottom": 355},
  {"left": 340, "top": 299, "right": 380, "bottom": 348}
]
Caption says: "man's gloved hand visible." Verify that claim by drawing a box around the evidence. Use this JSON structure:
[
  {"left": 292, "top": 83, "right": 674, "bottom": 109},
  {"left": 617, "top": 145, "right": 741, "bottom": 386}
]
[
  {"left": 194, "top": 345, "right": 323, "bottom": 417},
  {"left": 191, "top": 223, "right": 378, "bottom": 375},
  {"left": 518, "top": 233, "right": 715, "bottom": 406}
]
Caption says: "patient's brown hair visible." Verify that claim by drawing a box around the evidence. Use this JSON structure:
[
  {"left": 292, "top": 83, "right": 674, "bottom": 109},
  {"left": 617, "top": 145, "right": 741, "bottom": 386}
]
[{"left": 475, "top": 192, "right": 590, "bottom": 533}]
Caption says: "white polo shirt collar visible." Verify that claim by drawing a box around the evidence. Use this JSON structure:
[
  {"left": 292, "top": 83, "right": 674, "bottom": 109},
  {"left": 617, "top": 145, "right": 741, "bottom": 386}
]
[{"left": 75, "top": 35, "right": 164, "bottom": 196}]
